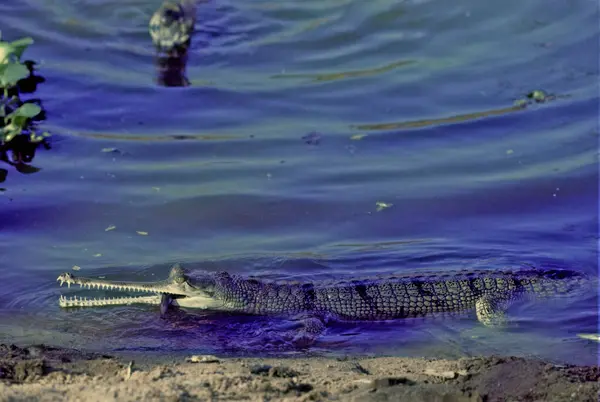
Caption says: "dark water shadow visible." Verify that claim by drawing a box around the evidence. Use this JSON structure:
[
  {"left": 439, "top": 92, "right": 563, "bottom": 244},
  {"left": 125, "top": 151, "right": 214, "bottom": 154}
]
[{"left": 155, "top": 45, "right": 191, "bottom": 88}]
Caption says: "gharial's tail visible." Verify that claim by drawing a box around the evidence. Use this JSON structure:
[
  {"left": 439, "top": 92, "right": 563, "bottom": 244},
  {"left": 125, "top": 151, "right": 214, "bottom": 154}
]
[{"left": 518, "top": 268, "right": 593, "bottom": 298}]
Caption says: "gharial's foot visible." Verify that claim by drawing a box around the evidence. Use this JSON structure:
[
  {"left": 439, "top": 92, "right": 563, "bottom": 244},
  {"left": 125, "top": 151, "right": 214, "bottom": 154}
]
[
  {"left": 291, "top": 317, "right": 326, "bottom": 348},
  {"left": 244, "top": 316, "right": 326, "bottom": 350},
  {"left": 475, "top": 295, "right": 512, "bottom": 328}
]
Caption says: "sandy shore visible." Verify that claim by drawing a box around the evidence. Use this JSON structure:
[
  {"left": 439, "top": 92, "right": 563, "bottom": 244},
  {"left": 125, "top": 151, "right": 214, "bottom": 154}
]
[{"left": 0, "top": 343, "right": 598, "bottom": 401}]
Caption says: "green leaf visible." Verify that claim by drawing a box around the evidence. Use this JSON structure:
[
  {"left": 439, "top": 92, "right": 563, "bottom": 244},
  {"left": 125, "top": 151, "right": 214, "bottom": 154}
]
[
  {"left": 13, "top": 103, "right": 41, "bottom": 119},
  {"left": 0, "top": 62, "right": 29, "bottom": 86},
  {"left": 0, "top": 43, "right": 11, "bottom": 65},
  {"left": 9, "top": 114, "right": 29, "bottom": 129},
  {"left": 3, "top": 127, "right": 19, "bottom": 142},
  {"left": 30, "top": 132, "right": 45, "bottom": 143},
  {"left": 527, "top": 90, "right": 547, "bottom": 102},
  {"left": 9, "top": 37, "right": 34, "bottom": 60}
]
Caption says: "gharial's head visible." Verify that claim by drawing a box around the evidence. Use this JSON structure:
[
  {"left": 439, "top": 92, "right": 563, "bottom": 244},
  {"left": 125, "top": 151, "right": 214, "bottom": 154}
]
[
  {"left": 56, "top": 263, "right": 222, "bottom": 310},
  {"left": 148, "top": 1, "right": 195, "bottom": 52},
  {"left": 164, "top": 263, "right": 217, "bottom": 299}
]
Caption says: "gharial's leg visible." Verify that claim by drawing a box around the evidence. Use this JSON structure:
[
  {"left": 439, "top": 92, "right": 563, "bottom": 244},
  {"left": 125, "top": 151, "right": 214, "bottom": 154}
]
[
  {"left": 246, "top": 315, "right": 327, "bottom": 349},
  {"left": 160, "top": 293, "right": 174, "bottom": 316},
  {"left": 291, "top": 316, "right": 326, "bottom": 347},
  {"left": 475, "top": 295, "right": 511, "bottom": 327}
]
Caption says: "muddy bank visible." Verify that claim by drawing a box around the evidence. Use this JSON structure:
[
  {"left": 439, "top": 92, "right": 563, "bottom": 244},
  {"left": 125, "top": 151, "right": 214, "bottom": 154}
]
[{"left": 0, "top": 343, "right": 598, "bottom": 401}]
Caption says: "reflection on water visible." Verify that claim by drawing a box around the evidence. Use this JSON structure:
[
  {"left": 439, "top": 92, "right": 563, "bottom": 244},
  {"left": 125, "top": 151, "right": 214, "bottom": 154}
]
[
  {"left": 271, "top": 59, "right": 415, "bottom": 82},
  {"left": 0, "top": 0, "right": 597, "bottom": 364},
  {"left": 352, "top": 90, "right": 567, "bottom": 131},
  {"left": 155, "top": 49, "right": 191, "bottom": 87}
]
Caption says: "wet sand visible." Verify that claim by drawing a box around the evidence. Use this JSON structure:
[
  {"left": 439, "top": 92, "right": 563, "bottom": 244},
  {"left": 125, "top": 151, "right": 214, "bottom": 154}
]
[{"left": 0, "top": 343, "right": 598, "bottom": 401}]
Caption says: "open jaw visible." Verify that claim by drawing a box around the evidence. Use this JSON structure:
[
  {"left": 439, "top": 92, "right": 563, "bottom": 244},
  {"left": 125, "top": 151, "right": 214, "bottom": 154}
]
[{"left": 56, "top": 272, "right": 187, "bottom": 309}]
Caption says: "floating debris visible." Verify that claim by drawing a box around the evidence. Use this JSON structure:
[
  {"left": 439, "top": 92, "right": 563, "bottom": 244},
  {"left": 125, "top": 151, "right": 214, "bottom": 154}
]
[
  {"left": 302, "top": 131, "right": 322, "bottom": 145},
  {"left": 101, "top": 147, "right": 119, "bottom": 153},
  {"left": 350, "top": 134, "right": 367, "bottom": 140},
  {"left": 152, "top": 187, "right": 160, "bottom": 192},
  {"left": 72, "top": 265, "right": 81, "bottom": 271},
  {"left": 375, "top": 202, "right": 393, "bottom": 212},
  {"left": 527, "top": 90, "right": 549, "bottom": 102},
  {"left": 577, "top": 333, "right": 600, "bottom": 342},
  {"left": 506, "top": 149, "right": 514, "bottom": 155},
  {"left": 93, "top": 253, "right": 102, "bottom": 257},
  {"left": 105, "top": 225, "right": 116, "bottom": 232},
  {"left": 514, "top": 99, "right": 527, "bottom": 107},
  {"left": 136, "top": 231, "right": 149, "bottom": 236},
  {"left": 514, "top": 89, "right": 558, "bottom": 108}
]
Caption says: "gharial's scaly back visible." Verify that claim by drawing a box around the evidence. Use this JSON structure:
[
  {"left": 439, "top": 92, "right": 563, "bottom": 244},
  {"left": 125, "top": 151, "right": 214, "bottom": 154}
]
[{"left": 209, "top": 268, "right": 588, "bottom": 321}]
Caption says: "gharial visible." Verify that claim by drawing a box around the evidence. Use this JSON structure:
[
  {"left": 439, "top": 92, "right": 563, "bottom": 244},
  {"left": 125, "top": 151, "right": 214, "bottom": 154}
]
[{"left": 56, "top": 263, "right": 591, "bottom": 340}]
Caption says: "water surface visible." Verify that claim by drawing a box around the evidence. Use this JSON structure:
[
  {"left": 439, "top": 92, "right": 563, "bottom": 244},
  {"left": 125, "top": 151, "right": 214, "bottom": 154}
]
[{"left": 0, "top": 0, "right": 598, "bottom": 365}]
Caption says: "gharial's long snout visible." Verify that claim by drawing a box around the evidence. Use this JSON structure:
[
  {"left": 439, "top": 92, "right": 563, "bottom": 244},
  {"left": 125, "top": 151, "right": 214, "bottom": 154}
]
[{"left": 56, "top": 264, "right": 195, "bottom": 309}]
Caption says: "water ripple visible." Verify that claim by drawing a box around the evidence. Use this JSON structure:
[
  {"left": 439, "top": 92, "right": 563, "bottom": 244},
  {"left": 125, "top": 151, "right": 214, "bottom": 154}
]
[{"left": 0, "top": 0, "right": 597, "bottom": 363}]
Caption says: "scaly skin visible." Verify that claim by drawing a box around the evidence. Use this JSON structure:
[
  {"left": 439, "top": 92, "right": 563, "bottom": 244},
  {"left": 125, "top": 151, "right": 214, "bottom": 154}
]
[
  {"left": 149, "top": 0, "right": 198, "bottom": 52},
  {"left": 57, "top": 264, "right": 589, "bottom": 328}
]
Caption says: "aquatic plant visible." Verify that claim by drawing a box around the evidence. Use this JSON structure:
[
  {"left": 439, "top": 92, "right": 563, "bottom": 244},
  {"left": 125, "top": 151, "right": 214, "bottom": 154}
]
[
  {"left": 514, "top": 89, "right": 559, "bottom": 108},
  {"left": 0, "top": 31, "right": 50, "bottom": 168}
]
